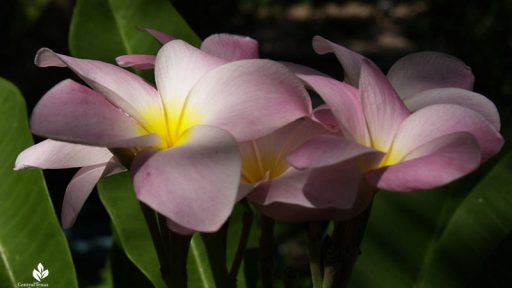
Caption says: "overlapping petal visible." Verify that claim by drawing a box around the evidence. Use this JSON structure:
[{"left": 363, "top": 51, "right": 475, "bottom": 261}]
[
  {"left": 30, "top": 79, "right": 159, "bottom": 147},
  {"left": 200, "top": 33, "right": 259, "bottom": 61},
  {"left": 359, "top": 60, "right": 410, "bottom": 152},
  {"left": 142, "top": 28, "right": 175, "bottom": 44},
  {"left": 390, "top": 104, "right": 504, "bottom": 162},
  {"left": 132, "top": 125, "right": 240, "bottom": 232},
  {"left": 405, "top": 87, "right": 500, "bottom": 130},
  {"left": 296, "top": 73, "right": 369, "bottom": 144},
  {"left": 366, "top": 132, "right": 481, "bottom": 191},
  {"left": 15, "top": 139, "right": 113, "bottom": 170},
  {"left": 185, "top": 59, "right": 312, "bottom": 141},
  {"left": 387, "top": 51, "right": 475, "bottom": 99},
  {"left": 287, "top": 134, "right": 381, "bottom": 169}
]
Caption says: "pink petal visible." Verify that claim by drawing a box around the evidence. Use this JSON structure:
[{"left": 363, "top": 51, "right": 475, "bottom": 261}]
[
  {"left": 287, "top": 134, "right": 383, "bottom": 169},
  {"left": 248, "top": 161, "right": 372, "bottom": 221},
  {"left": 141, "top": 28, "right": 175, "bottom": 44},
  {"left": 187, "top": 59, "right": 312, "bottom": 141},
  {"left": 15, "top": 139, "right": 112, "bottom": 170},
  {"left": 359, "top": 60, "right": 410, "bottom": 152},
  {"left": 132, "top": 125, "right": 240, "bottom": 233},
  {"left": 35, "top": 48, "right": 163, "bottom": 128},
  {"left": 115, "top": 54, "right": 156, "bottom": 70},
  {"left": 154, "top": 40, "right": 226, "bottom": 132},
  {"left": 61, "top": 158, "right": 124, "bottom": 228},
  {"left": 405, "top": 87, "right": 500, "bottom": 130},
  {"left": 387, "top": 51, "right": 475, "bottom": 100},
  {"left": 200, "top": 33, "right": 259, "bottom": 61},
  {"left": 30, "top": 79, "right": 159, "bottom": 147},
  {"left": 296, "top": 74, "right": 370, "bottom": 145},
  {"left": 312, "top": 35, "right": 366, "bottom": 86},
  {"left": 366, "top": 132, "right": 481, "bottom": 191},
  {"left": 312, "top": 105, "right": 339, "bottom": 132},
  {"left": 391, "top": 104, "right": 504, "bottom": 162}
]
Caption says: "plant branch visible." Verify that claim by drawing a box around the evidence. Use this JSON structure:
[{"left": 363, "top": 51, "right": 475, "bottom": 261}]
[{"left": 229, "top": 210, "right": 253, "bottom": 280}]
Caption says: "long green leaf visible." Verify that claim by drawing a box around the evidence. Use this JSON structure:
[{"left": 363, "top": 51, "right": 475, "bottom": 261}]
[
  {"left": 69, "top": 0, "right": 200, "bottom": 62},
  {"left": 0, "top": 78, "right": 77, "bottom": 287},
  {"left": 351, "top": 150, "right": 512, "bottom": 287}
]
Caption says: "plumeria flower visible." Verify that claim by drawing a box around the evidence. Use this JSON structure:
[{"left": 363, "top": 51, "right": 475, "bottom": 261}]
[
  {"left": 311, "top": 36, "right": 500, "bottom": 130},
  {"left": 239, "top": 118, "right": 373, "bottom": 222},
  {"left": 17, "top": 38, "right": 311, "bottom": 233},
  {"left": 289, "top": 55, "right": 503, "bottom": 192}
]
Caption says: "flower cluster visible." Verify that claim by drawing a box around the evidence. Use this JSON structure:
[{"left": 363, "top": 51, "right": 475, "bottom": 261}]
[{"left": 16, "top": 32, "right": 503, "bottom": 234}]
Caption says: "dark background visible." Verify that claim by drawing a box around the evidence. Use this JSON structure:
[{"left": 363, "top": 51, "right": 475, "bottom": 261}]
[{"left": 1, "top": 0, "right": 511, "bottom": 286}]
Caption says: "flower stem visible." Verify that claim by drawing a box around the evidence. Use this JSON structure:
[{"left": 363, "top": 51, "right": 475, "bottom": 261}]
[
  {"left": 229, "top": 209, "right": 253, "bottom": 281},
  {"left": 259, "top": 214, "right": 275, "bottom": 288},
  {"left": 308, "top": 222, "right": 327, "bottom": 288},
  {"left": 202, "top": 223, "right": 232, "bottom": 288},
  {"left": 322, "top": 203, "right": 373, "bottom": 288}
]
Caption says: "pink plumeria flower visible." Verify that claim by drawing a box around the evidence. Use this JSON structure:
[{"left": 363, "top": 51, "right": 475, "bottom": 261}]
[
  {"left": 289, "top": 55, "right": 503, "bottom": 192},
  {"left": 116, "top": 31, "right": 259, "bottom": 69},
  {"left": 238, "top": 118, "right": 372, "bottom": 222},
  {"left": 17, "top": 39, "right": 311, "bottom": 233}
]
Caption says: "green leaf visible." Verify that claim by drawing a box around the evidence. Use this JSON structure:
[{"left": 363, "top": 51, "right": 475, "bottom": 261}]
[
  {"left": 69, "top": 0, "right": 200, "bottom": 63},
  {"left": 97, "top": 173, "right": 166, "bottom": 288},
  {"left": 0, "top": 77, "right": 77, "bottom": 287},
  {"left": 351, "top": 150, "right": 512, "bottom": 287}
]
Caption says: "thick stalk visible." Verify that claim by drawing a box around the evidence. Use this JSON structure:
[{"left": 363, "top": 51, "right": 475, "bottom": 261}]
[
  {"left": 202, "top": 223, "right": 232, "bottom": 288},
  {"left": 167, "top": 230, "right": 192, "bottom": 288},
  {"left": 259, "top": 215, "right": 275, "bottom": 288},
  {"left": 308, "top": 222, "right": 327, "bottom": 288},
  {"left": 229, "top": 210, "right": 253, "bottom": 281},
  {"left": 323, "top": 203, "right": 373, "bottom": 288}
]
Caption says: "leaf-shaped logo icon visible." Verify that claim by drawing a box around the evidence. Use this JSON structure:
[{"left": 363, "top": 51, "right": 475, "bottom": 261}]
[{"left": 32, "top": 263, "right": 49, "bottom": 282}]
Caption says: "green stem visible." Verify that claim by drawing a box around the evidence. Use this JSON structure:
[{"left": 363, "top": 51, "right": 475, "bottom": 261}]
[
  {"left": 309, "top": 222, "right": 327, "bottom": 288},
  {"left": 229, "top": 210, "right": 253, "bottom": 281},
  {"left": 323, "top": 202, "right": 373, "bottom": 288},
  {"left": 259, "top": 215, "right": 275, "bottom": 288}
]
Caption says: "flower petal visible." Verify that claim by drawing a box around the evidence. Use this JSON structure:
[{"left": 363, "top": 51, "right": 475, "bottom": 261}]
[
  {"left": 312, "top": 35, "right": 366, "bottom": 86},
  {"left": 312, "top": 105, "right": 339, "bottom": 132},
  {"left": 35, "top": 48, "right": 163, "bottom": 127},
  {"left": 387, "top": 51, "right": 474, "bottom": 100},
  {"left": 366, "top": 132, "right": 481, "bottom": 191},
  {"left": 115, "top": 54, "right": 156, "bottom": 70},
  {"left": 132, "top": 125, "right": 241, "bottom": 233},
  {"left": 154, "top": 40, "right": 226, "bottom": 130},
  {"left": 288, "top": 134, "right": 383, "bottom": 169},
  {"left": 15, "top": 139, "right": 112, "bottom": 170},
  {"left": 186, "top": 59, "right": 312, "bottom": 141},
  {"left": 200, "top": 33, "right": 259, "bottom": 61},
  {"left": 61, "top": 158, "right": 124, "bottom": 228},
  {"left": 248, "top": 162, "right": 372, "bottom": 221},
  {"left": 141, "top": 28, "right": 175, "bottom": 44},
  {"left": 30, "top": 79, "right": 159, "bottom": 147},
  {"left": 405, "top": 87, "right": 500, "bottom": 130},
  {"left": 296, "top": 73, "right": 369, "bottom": 145},
  {"left": 360, "top": 60, "right": 410, "bottom": 152},
  {"left": 391, "top": 104, "right": 504, "bottom": 162}
]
